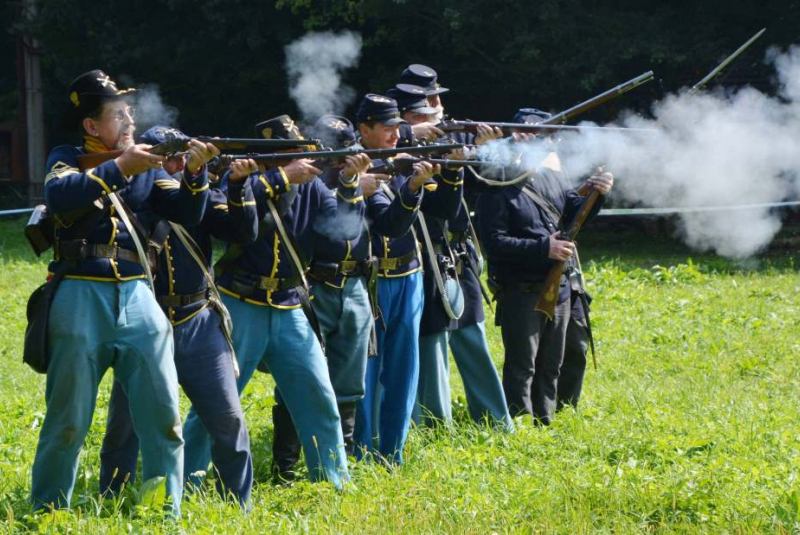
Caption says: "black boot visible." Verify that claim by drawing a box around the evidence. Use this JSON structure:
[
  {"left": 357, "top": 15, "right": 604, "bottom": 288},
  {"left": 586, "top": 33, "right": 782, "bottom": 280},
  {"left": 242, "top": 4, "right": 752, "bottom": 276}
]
[
  {"left": 271, "top": 404, "right": 301, "bottom": 484},
  {"left": 338, "top": 402, "right": 357, "bottom": 458}
]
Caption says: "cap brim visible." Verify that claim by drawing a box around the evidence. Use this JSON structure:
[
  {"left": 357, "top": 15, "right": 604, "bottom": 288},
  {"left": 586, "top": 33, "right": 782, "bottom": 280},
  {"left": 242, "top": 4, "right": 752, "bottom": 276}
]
[
  {"left": 412, "top": 105, "right": 438, "bottom": 115},
  {"left": 380, "top": 117, "right": 407, "bottom": 126},
  {"left": 425, "top": 87, "right": 449, "bottom": 96}
]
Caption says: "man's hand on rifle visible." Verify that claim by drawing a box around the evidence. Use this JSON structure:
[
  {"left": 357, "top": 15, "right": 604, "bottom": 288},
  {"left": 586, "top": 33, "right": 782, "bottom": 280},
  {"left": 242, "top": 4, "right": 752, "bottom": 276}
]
[
  {"left": 511, "top": 132, "right": 536, "bottom": 143},
  {"left": 342, "top": 153, "right": 372, "bottom": 181},
  {"left": 408, "top": 161, "right": 441, "bottom": 192},
  {"left": 586, "top": 169, "right": 614, "bottom": 195},
  {"left": 548, "top": 232, "right": 575, "bottom": 261},
  {"left": 228, "top": 158, "right": 258, "bottom": 184},
  {"left": 411, "top": 122, "right": 445, "bottom": 142},
  {"left": 114, "top": 144, "right": 166, "bottom": 177},
  {"left": 475, "top": 123, "right": 504, "bottom": 146},
  {"left": 186, "top": 139, "right": 221, "bottom": 175},
  {"left": 361, "top": 173, "right": 392, "bottom": 198},
  {"left": 282, "top": 158, "right": 322, "bottom": 184}
]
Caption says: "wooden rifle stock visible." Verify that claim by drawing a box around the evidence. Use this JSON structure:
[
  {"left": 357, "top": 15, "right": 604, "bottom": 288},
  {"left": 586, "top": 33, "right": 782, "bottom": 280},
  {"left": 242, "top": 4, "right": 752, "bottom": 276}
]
[
  {"left": 76, "top": 137, "right": 318, "bottom": 171},
  {"left": 534, "top": 187, "right": 601, "bottom": 319},
  {"left": 77, "top": 151, "right": 122, "bottom": 171}
]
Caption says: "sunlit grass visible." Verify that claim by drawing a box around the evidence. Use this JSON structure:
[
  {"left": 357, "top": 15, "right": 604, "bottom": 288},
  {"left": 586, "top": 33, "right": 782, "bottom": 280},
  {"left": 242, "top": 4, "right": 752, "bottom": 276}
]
[{"left": 0, "top": 218, "right": 798, "bottom": 533}]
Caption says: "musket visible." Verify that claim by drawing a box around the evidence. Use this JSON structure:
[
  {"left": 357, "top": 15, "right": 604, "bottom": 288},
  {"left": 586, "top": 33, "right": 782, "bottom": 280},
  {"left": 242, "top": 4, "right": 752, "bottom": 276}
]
[
  {"left": 76, "top": 135, "right": 319, "bottom": 171},
  {"left": 688, "top": 28, "right": 766, "bottom": 95},
  {"left": 219, "top": 143, "right": 464, "bottom": 166},
  {"left": 543, "top": 71, "right": 654, "bottom": 125},
  {"left": 369, "top": 156, "right": 500, "bottom": 175},
  {"left": 439, "top": 121, "right": 654, "bottom": 136},
  {"left": 534, "top": 179, "right": 603, "bottom": 320}
]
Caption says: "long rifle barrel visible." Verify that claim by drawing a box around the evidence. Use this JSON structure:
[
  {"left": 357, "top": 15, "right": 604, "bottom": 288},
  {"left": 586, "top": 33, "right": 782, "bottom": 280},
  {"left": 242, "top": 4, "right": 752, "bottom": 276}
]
[
  {"left": 688, "top": 28, "right": 766, "bottom": 95},
  {"left": 544, "top": 70, "right": 654, "bottom": 125},
  {"left": 219, "top": 143, "right": 464, "bottom": 165},
  {"left": 441, "top": 121, "right": 654, "bottom": 135},
  {"left": 196, "top": 137, "right": 319, "bottom": 150}
]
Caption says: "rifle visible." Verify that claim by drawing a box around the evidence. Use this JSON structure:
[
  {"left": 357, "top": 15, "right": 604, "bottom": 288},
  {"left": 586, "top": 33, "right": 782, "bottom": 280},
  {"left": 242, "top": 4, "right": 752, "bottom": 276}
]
[
  {"left": 688, "top": 28, "right": 766, "bottom": 95},
  {"left": 543, "top": 71, "right": 654, "bottom": 125},
  {"left": 76, "top": 135, "right": 319, "bottom": 171},
  {"left": 439, "top": 121, "right": 654, "bottom": 136},
  {"left": 534, "top": 182, "right": 602, "bottom": 320},
  {"left": 369, "top": 156, "right": 502, "bottom": 175},
  {"left": 218, "top": 143, "right": 464, "bottom": 167},
  {"left": 439, "top": 70, "right": 655, "bottom": 138}
]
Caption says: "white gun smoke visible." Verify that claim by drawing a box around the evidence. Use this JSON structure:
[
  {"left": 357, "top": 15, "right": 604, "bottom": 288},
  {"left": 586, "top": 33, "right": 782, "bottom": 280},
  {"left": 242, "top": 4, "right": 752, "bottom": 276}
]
[
  {"left": 130, "top": 84, "right": 179, "bottom": 134},
  {"left": 481, "top": 46, "right": 800, "bottom": 258},
  {"left": 285, "top": 31, "right": 362, "bottom": 124}
]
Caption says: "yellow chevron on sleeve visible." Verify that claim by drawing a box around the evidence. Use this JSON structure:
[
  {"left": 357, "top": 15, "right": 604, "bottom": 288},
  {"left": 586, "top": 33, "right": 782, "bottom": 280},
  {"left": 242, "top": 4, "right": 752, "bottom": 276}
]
[
  {"left": 155, "top": 179, "right": 181, "bottom": 191},
  {"left": 45, "top": 161, "right": 80, "bottom": 184}
]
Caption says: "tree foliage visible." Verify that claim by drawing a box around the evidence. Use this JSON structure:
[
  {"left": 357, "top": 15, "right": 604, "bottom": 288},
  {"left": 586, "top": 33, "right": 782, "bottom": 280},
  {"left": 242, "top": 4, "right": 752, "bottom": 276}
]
[{"left": 5, "top": 0, "right": 800, "bottom": 144}]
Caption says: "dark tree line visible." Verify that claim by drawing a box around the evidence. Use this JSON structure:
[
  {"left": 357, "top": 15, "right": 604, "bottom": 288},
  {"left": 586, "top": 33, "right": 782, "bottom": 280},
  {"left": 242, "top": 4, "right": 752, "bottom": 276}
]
[{"left": 2, "top": 0, "right": 799, "bottom": 147}]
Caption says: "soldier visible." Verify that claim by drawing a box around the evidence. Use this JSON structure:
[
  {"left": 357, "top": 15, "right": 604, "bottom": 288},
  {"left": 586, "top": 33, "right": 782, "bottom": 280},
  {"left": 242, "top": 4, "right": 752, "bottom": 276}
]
[
  {"left": 399, "top": 64, "right": 449, "bottom": 125},
  {"left": 353, "top": 94, "right": 462, "bottom": 465},
  {"left": 387, "top": 84, "right": 512, "bottom": 429},
  {"left": 182, "top": 115, "right": 362, "bottom": 488},
  {"left": 476, "top": 108, "right": 613, "bottom": 425},
  {"left": 98, "top": 126, "right": 258, "bottom": 506},
  {"left": 31, "top": 71, "right": 217, "bottom": 514},
  {"left": 512, "top": 108, "right": 595, "bottom": 411},
  {"left": 269, "top": 114, "right": 423, "bottom": 481}
]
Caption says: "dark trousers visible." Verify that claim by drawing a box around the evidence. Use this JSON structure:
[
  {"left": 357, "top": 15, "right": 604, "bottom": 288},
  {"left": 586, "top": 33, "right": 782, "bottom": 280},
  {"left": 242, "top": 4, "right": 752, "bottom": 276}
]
[
  {"left": 498, "top": 289, "right": 570, "bottom": 424},
  {"left": 557, "top": 316, "right": 589, "bottom": 410},
  {"left": 99, "top": 307, "right": 253, "bottom": 505}
]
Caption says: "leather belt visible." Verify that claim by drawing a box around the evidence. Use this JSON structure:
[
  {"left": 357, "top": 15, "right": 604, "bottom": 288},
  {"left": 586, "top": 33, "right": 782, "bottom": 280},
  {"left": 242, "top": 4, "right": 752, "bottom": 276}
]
[
  {"left": 310, "top": 259, "right": 373, "bottom": 283},
  {"left": 157, "top": 288, "right": 210, "bottom": 308},
  {"left": 56, "top": 239, "right": 155, "bottom": 267},
  {"left": 227, "top": 267, "right": 303, "bottom": 295},
  {"left": 377, "top": 249, "right": 418, "bottom": 271}
]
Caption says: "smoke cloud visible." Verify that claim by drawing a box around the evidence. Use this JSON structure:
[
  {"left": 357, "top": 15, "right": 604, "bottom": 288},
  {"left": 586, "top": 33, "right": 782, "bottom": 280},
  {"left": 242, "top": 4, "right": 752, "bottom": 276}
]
[
  {"left": 131, "top": 84, "right": 179, "bottom": 133},
  {"left": 285, "top": 31, "right": 362, "bottom": 124},
  {"left": 481, "top": 46, "right": 800, "bottom": 258}
]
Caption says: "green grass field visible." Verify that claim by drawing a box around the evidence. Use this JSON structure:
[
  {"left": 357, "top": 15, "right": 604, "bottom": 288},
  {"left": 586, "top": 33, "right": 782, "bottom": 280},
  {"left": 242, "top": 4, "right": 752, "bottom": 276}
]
[{"left": 1, "top": 217, "right": 799, "bottom": 533}]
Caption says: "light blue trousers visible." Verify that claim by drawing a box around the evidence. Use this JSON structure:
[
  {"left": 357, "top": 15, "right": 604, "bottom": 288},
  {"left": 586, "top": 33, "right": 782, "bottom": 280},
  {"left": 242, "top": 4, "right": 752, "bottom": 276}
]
[
  {"left": 312, "top": 277, "right": 372, "bottom": 402},
  {"left": 183, "top": 294, "right": 348, "bottom": 488},
  {"left": 31, "top": 280, "right": 183, "bottom": 515},
  {"left": 355, "top": 271, "right": 423, "bottom": 465},
  {"left": 414, "top": 322, "right": 513, "bottom": 430}
]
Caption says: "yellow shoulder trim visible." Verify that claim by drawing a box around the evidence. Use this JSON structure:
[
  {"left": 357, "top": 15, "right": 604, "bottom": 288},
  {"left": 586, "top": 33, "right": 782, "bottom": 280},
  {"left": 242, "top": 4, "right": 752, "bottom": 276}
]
[
  {"left": 337, "top": 190, "right": 364, "bottom": 204},
  {"left": 259, "top": 174, "right": 275, "bottom": 197},
  {"left": 87, "top": 169, "right": 112, "bottom": 194}
]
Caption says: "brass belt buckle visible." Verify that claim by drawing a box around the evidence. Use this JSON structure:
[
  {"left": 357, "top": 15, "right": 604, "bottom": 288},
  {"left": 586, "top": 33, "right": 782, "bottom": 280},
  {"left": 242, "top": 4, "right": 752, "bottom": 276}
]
[
  {"left": 258, "top": 277, "right": 279, "bottom": 291},
  {"left": 340, "top": 260, "right": 357, "bottom": 274},
  {"left": 382, "top": 257, "right": 398, "bottom": 270}
]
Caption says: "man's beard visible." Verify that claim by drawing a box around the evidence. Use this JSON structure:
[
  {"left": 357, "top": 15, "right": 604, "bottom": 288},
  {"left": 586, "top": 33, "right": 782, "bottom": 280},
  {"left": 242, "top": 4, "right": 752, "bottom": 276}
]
[
  {"left": 431, "top": 105, "right": 445, "bottom": 124},
  {"left": 115, "top": 128, "right": 135, "bottom": 150}
]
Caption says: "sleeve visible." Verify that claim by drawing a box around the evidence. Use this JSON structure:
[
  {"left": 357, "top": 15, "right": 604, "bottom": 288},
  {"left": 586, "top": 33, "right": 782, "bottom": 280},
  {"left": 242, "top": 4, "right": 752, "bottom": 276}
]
[
  {"left": 420, "top": 167, "right": 464, "bottom": 219},
  {"left": 367, "top": 176, "right": 422, "bottom": 238},
  {"left": 563, "top": 188, "right": 606, "bottom": 228},
  {"left": 312, "top": 172, "right": 365, "bottom": 241},
  {"left": 477, "top": 190, "right": 551, "bottom": 268},
  {"left": 397, "top": 123, "right": 416, "bottom": 147},
  {"left": 202, "top": 180, "right": 259, "bottom": 244},
  {"left": 150, "top": 165, "right": 210, "bottom": 225},
  {"left": 43, "top": 146, "right": 128, "bottom": 214},
  {"left": 249, "top": 167, "right": 292, "bottom": 201}
]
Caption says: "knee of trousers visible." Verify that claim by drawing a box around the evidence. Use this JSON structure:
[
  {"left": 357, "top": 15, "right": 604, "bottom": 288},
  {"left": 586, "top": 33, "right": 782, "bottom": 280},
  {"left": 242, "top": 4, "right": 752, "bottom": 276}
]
[
  {"left": 45, "top": 418, "right": 90, "bottom": 454},
  {"left": 206, "top": 409, "right": 249, "bottom": 450}
]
